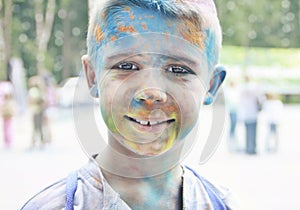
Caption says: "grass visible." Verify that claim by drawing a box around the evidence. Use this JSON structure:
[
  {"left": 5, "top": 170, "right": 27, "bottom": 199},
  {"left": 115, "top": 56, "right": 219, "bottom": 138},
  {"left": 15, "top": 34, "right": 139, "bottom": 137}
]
[
  {"left": 221, "top": 46, "right": 300, "bottom": 104},
  {"left": 221, "top": 45, "right": 300, "bottom": 68}
]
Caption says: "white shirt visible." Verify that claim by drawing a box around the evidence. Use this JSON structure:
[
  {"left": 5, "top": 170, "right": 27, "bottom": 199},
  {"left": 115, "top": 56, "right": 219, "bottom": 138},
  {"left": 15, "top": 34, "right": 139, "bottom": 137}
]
[{"left": 21, "top": 159, "right": 239, "bottom": 210}]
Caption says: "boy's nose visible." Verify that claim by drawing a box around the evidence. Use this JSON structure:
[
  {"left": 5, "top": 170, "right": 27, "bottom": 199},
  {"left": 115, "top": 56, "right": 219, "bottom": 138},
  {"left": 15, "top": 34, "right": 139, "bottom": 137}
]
[{"left": 134, "top": 88, "right": 167, "bottom": 105}]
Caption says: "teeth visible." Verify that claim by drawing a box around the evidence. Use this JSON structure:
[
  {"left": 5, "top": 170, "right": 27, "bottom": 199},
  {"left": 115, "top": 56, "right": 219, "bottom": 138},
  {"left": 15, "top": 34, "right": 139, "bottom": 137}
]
[
  {"left": 140, "top": 121, "right": 148, "bottom": 125},
  {"left": 150, "top": 121, "right": 159, "bottom": 126},
  {"left": 136, "top": 119, "right": 160, "bottom": 126},
  {"left": 127, "top": 116, "right": 174, "bottom": 126}
]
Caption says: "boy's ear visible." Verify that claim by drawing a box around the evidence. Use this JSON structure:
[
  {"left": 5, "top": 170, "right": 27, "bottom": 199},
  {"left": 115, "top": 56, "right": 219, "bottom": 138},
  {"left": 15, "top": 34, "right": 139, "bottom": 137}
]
[
  {"left": 82, "top": 55, "right": 99, "bottom": 98},
  {"left": 82, "top": 54, "right": 96, "bottom": 89},
  {"left": 204, "top": 66, "right": 226, "bottom": 105}
]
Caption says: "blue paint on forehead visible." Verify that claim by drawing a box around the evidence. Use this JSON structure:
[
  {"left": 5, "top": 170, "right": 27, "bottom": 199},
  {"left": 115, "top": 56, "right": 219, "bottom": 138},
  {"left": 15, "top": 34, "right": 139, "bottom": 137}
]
[
  {"left": 106, "top": 6, "right": 180, "bottom": 43},
  {"left": 90, "top": 5, "right": 218, "bottom": 77},
  {"left": 93, "top": 6, "right": 187, "bottom": 77}
]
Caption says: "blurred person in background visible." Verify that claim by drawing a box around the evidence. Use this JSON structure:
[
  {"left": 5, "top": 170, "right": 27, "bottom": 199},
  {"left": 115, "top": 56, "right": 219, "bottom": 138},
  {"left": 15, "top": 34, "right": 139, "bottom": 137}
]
[
  {"left": 238, "top": 76, "right": 265, "bottom": 155},
  {"left": 224, "top": 80, "right": 240, "bottom": 152},
  {"left": 0, "top": 82, "right": 17, "bottom": 148},
  {"left": 28, "top": 76, "right": 47, "bottom": 149},
  {"left": 42, "top": 73, "right": 57, "bottom": 145},
  {"left": 262, "top": 93, "right": 283, "bottom": 152}
]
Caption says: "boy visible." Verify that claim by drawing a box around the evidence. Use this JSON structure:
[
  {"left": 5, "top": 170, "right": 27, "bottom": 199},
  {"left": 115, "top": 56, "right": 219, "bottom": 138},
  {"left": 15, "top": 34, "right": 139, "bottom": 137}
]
[{"left": 22, "top": 0, "right": 238, "bottom": 209}]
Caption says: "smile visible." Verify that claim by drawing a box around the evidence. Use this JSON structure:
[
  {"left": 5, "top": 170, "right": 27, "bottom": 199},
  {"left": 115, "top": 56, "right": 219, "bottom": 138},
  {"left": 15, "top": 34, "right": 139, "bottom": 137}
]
[{"left": 124, "top": 115, "right": 175, "bottom": 126}]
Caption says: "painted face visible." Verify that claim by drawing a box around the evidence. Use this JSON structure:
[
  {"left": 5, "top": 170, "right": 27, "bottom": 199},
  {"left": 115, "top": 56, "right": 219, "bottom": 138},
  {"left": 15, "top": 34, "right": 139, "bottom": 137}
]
[{"left": 96, "top": 7, "right": 211, "bottom": 157}]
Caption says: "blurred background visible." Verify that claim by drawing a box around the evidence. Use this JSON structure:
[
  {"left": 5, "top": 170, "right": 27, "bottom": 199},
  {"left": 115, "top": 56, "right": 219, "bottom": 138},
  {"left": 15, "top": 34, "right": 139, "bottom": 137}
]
[{"left": 0, "top": 0, "right": 299, "bottom": 209}]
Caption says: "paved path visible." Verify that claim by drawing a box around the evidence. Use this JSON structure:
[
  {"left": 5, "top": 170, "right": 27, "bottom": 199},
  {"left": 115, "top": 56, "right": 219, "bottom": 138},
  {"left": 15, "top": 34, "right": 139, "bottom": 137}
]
[
  {"left": 0, "top": 105, "right": 299, "bottom": 210},
  {"left": 199, "top": 105, "right": 300, "bottom": 210}
]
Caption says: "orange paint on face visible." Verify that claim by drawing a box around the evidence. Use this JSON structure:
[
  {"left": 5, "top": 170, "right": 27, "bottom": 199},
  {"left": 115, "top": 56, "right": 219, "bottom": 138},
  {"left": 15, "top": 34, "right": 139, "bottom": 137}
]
[
  {"left": 167, "top": 20, "right": 172, "bottom": 27},
  {"left": 179, "top": 18, "right": 205, "bottom": 50},
  {"left": 122, "top": 6, "right": 135, "bottom": 19},
  {"left": 123, "top": 6, "right": 131, "bottom": 12},
  {"left": 144, "top": 15, "right": 155, "bottom": 19},
  {"left": 101, "top": 11, "right": 106, "bottom": 19},
  {"left": 110, "top": 36, "right": 117, "bottom": 41},
  {"left": 168, "top": 105, "right": 175, "bottom": 112},
  {"left": 117, "top": 25, "right": 137, "bottom": 33},
  {"left": 165, "top": 32, "right": 170, "bottom": 40},
  {"left": 137, "top": 110, "right": 148, "bottom": 117},
  {"left": 94, "top": 25, "right": 104, "bottom": 44},
  {"left": 141, "top": 23, "right": 147, "bottom": 30},
  {"left": 130, "top": 13, "right": 135, "bottom": 20},
  {"left": 145, "top": 99, "right": 154, "bottom": 108}
]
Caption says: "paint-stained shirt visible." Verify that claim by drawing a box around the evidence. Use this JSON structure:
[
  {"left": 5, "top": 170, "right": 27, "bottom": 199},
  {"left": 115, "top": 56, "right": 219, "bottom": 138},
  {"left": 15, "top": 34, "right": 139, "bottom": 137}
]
[{"left": 21, "top": 159, "right": 239, "bottom": 210}]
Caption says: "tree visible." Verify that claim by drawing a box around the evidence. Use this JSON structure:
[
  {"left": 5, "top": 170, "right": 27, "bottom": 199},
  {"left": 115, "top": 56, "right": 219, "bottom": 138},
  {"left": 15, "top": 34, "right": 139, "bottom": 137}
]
[
  {"left": 53, "top": 0, "right": 88, "bottom": 81},
  {"left": 0, "top": 0, "right": 13, "bottom": 81},
  {"left": 216, "top": 0, "right": 300, "bottom": 48},
  {"left": 34, "top": 0, "right": 56, "bottom": 74}
]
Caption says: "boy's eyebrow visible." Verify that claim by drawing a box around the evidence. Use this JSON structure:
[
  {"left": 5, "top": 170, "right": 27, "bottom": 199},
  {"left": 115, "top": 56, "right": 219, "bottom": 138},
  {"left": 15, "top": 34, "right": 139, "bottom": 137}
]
[
  {"left": 106, "top": 53, "right": 197, "bottom": 65},
  {"left": 107, "top": 53, "right": 143, "bottom": 61},
  {"left": 160, "top": 54, "right": 197, "bottom": 66}
]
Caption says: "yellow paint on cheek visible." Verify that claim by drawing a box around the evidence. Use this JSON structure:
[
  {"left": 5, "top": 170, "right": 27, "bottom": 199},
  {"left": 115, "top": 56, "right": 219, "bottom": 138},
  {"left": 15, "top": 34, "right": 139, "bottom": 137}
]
[
  {"left": 162, "top": 129, "right": 177, "bottom": 151},
  {"left": 106, "top": 116, "right": 118, "bottom": 133},
  {"left": 161, "top": 112, "right": 178, "bottom": 151},
  {"left": 94, "top": 25, "right": 104, "bottom": 44}
]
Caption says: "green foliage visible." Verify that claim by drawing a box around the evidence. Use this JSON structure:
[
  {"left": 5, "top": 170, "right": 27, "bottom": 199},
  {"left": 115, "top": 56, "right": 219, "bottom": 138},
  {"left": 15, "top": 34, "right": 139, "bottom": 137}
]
[
  {"left": 216, "top": 0, "right": 300, "bottom": 48},
  {"left": 9, "top": 0, "right": 88, "bottom": 82},
  {"left": 47, "top": 0, "right": 88, "bottom": 82},
  {"left": 11, "top": 0, "right": 36, "bottom": 76},
  {"left": 221, "top": 46, "right": 300, "bottom": 100},
  {"left": 221, "top": 45, "right": 300, "bottom": 68}
]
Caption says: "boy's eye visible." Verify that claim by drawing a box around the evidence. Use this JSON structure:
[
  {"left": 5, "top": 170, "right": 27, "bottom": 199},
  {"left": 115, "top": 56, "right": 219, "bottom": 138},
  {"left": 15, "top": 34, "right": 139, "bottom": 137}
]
[
  {"left": 166, "top": 65, "right": 195, "bottom": 75},
  {"left": 114, "top": 62, "right": 139, "bottom": 71}
]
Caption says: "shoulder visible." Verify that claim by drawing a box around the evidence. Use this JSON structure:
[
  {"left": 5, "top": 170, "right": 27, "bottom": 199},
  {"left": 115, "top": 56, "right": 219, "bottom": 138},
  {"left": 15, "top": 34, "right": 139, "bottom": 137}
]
[
  {"left": 21, "top": 160, "right": 104, "bottom": 210},
  {"left": 21, "top": 178, "right": 67, "bottom": 209},
  {"left": 183, "top": 165, "right": 241, "bottom": 210},
  {"left": 199, "top": 176, "right": 241, "bottom": 210}
]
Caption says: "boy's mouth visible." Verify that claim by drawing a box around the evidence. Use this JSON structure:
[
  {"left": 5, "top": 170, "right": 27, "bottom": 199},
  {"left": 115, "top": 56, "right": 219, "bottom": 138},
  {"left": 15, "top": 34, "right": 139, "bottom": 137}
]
[{"left": 124, "top": 115, "right": 175, "bottom": 127}]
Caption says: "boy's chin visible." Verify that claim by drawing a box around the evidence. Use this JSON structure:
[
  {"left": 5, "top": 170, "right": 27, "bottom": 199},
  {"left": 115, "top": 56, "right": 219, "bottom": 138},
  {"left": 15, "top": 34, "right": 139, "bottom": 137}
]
[{"left": 120, "top": 141, "right": 172, "bottom": 158}]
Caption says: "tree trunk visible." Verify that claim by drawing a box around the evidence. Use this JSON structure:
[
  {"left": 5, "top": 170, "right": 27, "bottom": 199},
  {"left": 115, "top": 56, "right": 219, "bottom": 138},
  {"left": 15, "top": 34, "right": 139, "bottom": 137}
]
[
  {"left": 62, "top": 14, "right": 71, "bottom": 79},
  {"left": 0, "top": 0, "right": 13, "bottom": 81},
  {"left": 34, "top": 0, "right": 56, "bottom": 74},
  {"left": 296, "top": 0, "right": 300, "bottom": 47}
]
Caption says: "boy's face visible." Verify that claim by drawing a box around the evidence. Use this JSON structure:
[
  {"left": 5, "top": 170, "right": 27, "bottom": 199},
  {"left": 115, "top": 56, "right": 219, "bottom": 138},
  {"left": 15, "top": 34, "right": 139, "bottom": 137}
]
[{"left": 89, "top": 7, "right": 214, "bottom": 157}]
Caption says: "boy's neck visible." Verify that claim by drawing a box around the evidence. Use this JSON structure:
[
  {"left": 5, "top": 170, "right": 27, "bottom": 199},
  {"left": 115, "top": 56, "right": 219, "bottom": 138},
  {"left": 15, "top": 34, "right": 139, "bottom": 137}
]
[
  {"left": 97, "top": 134, "right": 184, "bottom": 177},
  {"left": 101, "top": 165, "right": 183, "bottom": 209}
]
